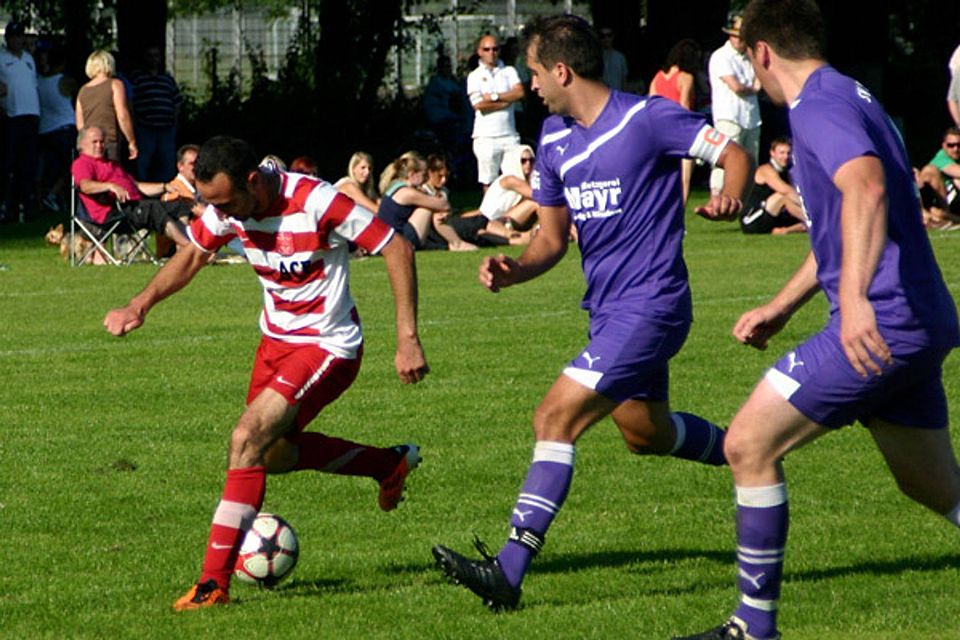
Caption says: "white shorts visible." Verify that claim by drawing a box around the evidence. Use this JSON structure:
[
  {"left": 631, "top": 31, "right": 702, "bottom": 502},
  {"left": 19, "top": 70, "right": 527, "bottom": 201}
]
[
  {"left": 710, "top": 120, "right": 760, "bottom": 192},
  {"left": 473, "top": 134, "right": 520, "bottom": 185}
]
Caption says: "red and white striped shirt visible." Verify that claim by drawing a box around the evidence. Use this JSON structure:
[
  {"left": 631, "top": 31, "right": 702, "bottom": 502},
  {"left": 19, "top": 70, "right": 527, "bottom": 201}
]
[{"left": 189, "top": 171, "right": 394, "bottom": 358}]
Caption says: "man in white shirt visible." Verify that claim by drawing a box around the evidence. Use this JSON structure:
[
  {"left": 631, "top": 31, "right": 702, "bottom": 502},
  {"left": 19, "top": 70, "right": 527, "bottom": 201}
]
[
  {"left": 708, "top": 13, "right": 762, "bottom": 194},
  {"left": 0, "top": 21, "right": 40, "bottom": 222},
  {"left": 466, "top": 34, "right": 523, "bottom": 192}
]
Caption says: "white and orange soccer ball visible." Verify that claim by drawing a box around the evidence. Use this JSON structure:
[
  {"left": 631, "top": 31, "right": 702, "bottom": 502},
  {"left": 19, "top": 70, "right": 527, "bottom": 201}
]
[{"left": 234, "top": 513, "right": 299, "bottom": 587}]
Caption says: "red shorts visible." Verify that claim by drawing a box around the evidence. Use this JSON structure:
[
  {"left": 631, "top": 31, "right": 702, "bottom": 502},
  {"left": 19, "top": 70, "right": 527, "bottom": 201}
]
[{"left": 247, "top": 336, "right": 362, "bottom": 431}]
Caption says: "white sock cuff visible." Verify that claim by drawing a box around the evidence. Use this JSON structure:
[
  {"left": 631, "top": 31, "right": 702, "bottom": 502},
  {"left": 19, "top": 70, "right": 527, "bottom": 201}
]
[
  {"left": 945, "top": 502, "right": 960, "bottom": 528},
  {"left": 669, "top": 413, "right": 687, "bottom": 454},
  {"left": 736, "top": 483, "right": 787, "bottom": 508},
  {"left": 533, "top": 440, "right": 575, "bottom": 466}
]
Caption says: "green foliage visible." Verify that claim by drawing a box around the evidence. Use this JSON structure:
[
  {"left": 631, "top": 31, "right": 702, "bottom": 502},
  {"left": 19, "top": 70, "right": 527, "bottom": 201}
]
[{"left": 2, "top": 196, "right": 960, "bottom": 637}]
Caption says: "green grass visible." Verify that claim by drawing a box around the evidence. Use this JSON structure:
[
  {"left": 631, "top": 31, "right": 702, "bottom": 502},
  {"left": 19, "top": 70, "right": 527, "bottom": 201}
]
[{"left": 3, "top": 195, "right": 960, "bottom": 639}]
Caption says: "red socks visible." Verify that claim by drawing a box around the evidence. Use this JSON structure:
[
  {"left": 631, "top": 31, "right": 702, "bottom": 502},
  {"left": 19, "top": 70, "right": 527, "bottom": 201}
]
[
  {"left": 199, "top": 466, "right": 266, "bottom": 590},
  {"left": 292, "top": 432, "right": 398, "bottom": 481}
]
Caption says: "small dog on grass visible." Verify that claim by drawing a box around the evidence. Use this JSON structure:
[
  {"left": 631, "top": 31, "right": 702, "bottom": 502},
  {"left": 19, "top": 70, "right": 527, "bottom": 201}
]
[{"left": 44, "top": 223, "right": 104, "bottom": 264}]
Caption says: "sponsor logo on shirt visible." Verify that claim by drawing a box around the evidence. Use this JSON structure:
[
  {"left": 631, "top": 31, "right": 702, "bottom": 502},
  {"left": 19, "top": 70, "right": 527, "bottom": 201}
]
[{"left": 565, "top": 178, "right": 623, "bottom": 221}]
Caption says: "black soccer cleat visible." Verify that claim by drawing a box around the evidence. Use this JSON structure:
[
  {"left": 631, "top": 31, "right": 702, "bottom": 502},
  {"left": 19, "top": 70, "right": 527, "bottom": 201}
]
[
  {"left": 673, "top": 617, "right": 780, "bottom": 640},
  {"left": 432, "top": 537, "right": 520, "bottom": 611}
]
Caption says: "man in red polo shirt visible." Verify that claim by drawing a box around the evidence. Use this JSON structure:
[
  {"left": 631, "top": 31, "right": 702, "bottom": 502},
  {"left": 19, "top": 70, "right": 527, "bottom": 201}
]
[{"left": 71, "top": 125, "right": 191, "bottom": 248}]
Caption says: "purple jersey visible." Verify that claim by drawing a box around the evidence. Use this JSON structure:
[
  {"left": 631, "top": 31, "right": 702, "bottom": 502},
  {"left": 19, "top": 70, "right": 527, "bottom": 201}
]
[
  {"left": 532, "top": 92, "right": 727, "bottom": 318},
  {"left": 790, "top": 66, "right": 959, "bottom": 348}
]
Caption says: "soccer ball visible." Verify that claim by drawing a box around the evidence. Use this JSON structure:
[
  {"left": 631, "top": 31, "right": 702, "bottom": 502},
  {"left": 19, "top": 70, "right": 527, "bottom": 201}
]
[{"left": 234, "top": 513, "right": 299, "bottom": 587}]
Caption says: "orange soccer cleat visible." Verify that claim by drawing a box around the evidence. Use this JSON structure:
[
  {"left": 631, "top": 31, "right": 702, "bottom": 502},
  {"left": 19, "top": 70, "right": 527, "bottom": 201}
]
[{"left": 172, "top": 579, "right": 229, "bottom": 611}]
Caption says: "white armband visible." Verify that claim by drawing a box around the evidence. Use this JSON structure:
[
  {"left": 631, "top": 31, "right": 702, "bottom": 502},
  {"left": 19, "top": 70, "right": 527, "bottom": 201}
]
[{"left": 687, "top": 124, "right": 731, "bottom": 166}]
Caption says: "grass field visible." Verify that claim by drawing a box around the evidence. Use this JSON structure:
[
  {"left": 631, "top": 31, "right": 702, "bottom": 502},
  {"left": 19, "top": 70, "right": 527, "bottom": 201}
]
[{"left": 3, "top": 196, "right": 960, "bottom": 639}]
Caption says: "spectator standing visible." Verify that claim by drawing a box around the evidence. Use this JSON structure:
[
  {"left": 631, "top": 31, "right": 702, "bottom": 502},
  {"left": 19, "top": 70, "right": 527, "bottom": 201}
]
[
  {"left": 709, "top": 13, "right": 762, "bottom": 194},
  {"left": 130, "top": 45, "right": 182, "bottom": 182},
  {"left": 599, "top": 27, "right": 628, "bottom": 91},
  {"left": 36, "top": 40, "right": 76, "bottom": 213},
  {"left": 0, "top": 21, "right": 40, "bottom": 222},
  {"left": 466, "top": 34, "right": 523, "bottom": 192},
  {"left": 423, "top": 54, "right": 471, "bottom": 160},
  {"left": 947, "top": 45, "right": 960, "bottom": 127},
  {"left": 650, "top": 39, "right": 702, "bottom": 202},
  {"left": 76, "top": 50, "right": 137, "bottom": 163}
]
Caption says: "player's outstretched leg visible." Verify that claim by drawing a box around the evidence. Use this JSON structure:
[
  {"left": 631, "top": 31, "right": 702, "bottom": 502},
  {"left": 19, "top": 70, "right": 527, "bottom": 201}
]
[
  {"left": 173, "top": 466, "right": 266, "bottom": 611},
  {"left": 290, "top": 433, "right": 421, "bottom": 511},
  {"left": 378, "top": 443, "right": 421, "bottom": 511},
  {"left": 433, "top": 440, "right": 574, "bottom": 610},
  {"left": 668, "top": 412, "right": 727, "bottom": 465}
]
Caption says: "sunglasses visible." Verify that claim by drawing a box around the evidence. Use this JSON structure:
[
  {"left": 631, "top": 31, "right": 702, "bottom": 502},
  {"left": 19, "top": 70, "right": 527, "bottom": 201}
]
[
  {"left": 946, "top": 142, "right": 960, "bottom": 149},
  {"left": 521, "top": 157, "right": 534, "bottom": 164},
  {"left": 481, "top": 46, "right": 499, "bottom": 52}
]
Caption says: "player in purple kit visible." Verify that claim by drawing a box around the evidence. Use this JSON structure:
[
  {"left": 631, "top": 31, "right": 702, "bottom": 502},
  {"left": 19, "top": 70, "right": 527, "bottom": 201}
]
[
  {"left": 432, "top": 14, "right": 752, "bottom": 611},
  {"left": 674, "top": 2, "right": 960, "bottom": 639}
]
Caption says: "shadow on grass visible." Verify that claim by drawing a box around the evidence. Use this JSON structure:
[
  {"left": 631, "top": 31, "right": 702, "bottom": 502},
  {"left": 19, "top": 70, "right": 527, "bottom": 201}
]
[
  {"left": 383, "top": 546, "right": 733, "bottom": 578},
  {"left": 236, "top": 577, "right": 352, "bottom": 599},
  {"left": 790, "top": 552, "right": 960, "bottom": 582}
]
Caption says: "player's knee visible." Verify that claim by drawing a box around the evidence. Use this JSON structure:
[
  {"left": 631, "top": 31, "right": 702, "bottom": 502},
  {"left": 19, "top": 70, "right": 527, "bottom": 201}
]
[
  {"left": 531, "top": 402, "right": 574, "bottom": 442},
  {"left": 722, "top": 425, "right": 759, "bottom": 471}
]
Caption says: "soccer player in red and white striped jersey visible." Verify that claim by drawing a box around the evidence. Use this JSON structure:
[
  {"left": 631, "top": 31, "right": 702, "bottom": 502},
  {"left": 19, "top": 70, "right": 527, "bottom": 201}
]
[{"left": 103, "top": 136, "right": 429, "bottom": 611}]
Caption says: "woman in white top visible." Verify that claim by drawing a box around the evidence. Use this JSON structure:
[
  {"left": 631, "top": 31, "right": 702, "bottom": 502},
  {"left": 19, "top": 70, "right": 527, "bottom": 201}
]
[
  {"left": 462, "top": 144, "right": 538, "bottom": 242},
  {"left": 334, "top": 151, "right": 380, "bottom": 213}
]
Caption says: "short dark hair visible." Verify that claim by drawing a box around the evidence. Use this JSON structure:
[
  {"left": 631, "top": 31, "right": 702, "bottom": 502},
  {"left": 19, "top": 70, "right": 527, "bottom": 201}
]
[
  {"left": 195, "top": 136, "right": 258, "bottom": 188},
  {"left": 741, "top": 0, "right": 825, "bottom": 61},
  {"left": 176, "top": 143, "right": 200, "bottom": 164},
  {"left": 522, "top": 14, "right": 603, "bottom": 81},
  {"left": 945, "top": 127, "right": 960, "bottom": 139}
]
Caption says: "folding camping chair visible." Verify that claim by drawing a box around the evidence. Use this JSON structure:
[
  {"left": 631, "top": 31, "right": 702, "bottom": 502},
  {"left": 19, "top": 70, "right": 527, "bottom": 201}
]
[{"left": 69, "top": 182, "right": 159, "bottom": 266}]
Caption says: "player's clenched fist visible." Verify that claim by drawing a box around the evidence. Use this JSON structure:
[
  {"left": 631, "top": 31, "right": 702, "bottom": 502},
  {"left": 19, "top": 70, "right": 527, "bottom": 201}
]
[
  {"left": 479, "top": 254, "right": 519, "bottom": 293},
  {"left": 104, "top": 306, "right": 144, "bottom": 336}
]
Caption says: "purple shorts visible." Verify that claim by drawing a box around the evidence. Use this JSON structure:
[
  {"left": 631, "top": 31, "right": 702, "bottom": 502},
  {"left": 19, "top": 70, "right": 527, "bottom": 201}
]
[
  {"left": 563, "top": 308, "right": 690, "bottom": 403},
  {"left": 765, "top": 329, "right": 951, "bottom": 429}
]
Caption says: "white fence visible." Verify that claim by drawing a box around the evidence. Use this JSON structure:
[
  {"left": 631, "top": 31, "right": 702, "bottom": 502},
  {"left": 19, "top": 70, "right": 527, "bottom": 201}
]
[{"left": 165, "top": 0, "right": 588, "bottom": 97}]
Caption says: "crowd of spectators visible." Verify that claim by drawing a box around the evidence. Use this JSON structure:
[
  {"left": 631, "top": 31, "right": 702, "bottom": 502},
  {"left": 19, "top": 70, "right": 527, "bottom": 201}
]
[{"left": 0, "top": 15, "right": 956, "bottom": 247}]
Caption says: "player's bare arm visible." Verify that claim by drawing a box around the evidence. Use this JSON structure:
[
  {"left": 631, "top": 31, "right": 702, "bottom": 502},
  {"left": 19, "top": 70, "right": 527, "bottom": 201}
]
[
  {"left": 734, "top": 250, "right": 820, "bottom": 349},
  {"left": 696, "top": 141, "right": 753, "bottom": 219},
  {"left": 103, "top": 243, "right": 209, "bottom": 336},
  {"left": 834, "top": 155, "right": 893, "bottom": 377},
  {"left": 479, "top": 204, "right": 569, "bottom": 292},
  {"left": 379, "top": 234, "right": 429, "bottom": 384}
]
